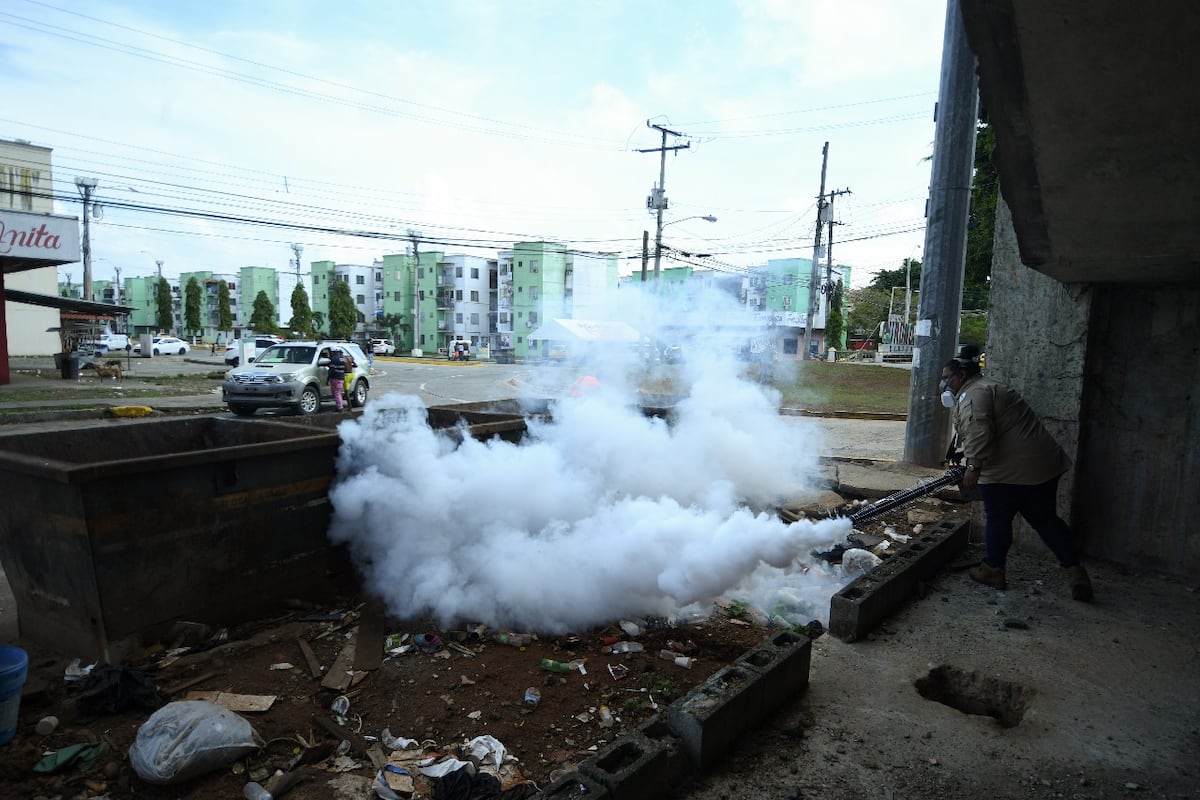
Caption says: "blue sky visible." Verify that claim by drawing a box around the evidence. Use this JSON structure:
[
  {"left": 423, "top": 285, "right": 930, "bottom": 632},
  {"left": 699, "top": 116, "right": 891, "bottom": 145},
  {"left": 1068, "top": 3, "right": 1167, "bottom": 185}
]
[{"left": 1, "top": 0, "right": 949, "bottom": 287}]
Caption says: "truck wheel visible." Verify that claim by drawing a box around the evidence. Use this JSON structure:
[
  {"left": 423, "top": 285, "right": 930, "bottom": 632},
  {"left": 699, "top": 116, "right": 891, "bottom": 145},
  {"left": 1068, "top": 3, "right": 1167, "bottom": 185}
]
[{"left": 296, "top": 385, "right": 321, "bottom": 415}]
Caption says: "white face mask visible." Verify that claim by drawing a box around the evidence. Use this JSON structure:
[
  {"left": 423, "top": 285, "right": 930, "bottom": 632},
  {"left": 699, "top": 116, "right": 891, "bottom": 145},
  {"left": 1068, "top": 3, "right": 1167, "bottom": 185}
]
[{"left": 940, "top": 389, "right": 957, "bottom": 408}]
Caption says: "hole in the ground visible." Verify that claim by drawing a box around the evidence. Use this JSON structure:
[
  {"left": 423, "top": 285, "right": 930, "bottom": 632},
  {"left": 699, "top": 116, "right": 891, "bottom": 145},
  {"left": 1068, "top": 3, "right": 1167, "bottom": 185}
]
[{"left": 914, "top": 664, "right": 1034, "bottom": 728}]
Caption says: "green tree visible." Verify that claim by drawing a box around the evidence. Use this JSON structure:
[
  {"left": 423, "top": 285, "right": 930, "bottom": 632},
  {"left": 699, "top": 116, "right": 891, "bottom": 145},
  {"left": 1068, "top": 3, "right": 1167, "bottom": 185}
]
[
  {"left": 379, "top": 312, "right": 410, "bottom": 349},
  {"left": 964, "top": 123, "right": 997, "bottom": 311},
  {"left": 217, "top": 280, "right": 233, "bottom": 334},
  {"left": 311, "top": 311, "right": 326, "bottom": 335},
  {"left": 154, "top": 277, "right": 174, "bottom": 333},
  {"left": 328, "top": 278, "right": 357, "bottom": 339},
  {"left": 184, "top": 277, "right": 202, "bottom": 337},
  {"left": 248, "top": 290, "right": 277, "bottom": 334},
  {"left": 289, "top": 283, "right": 313, "bottom": 337},
  {"left": 824, "top": 279, "right": 846, "bottom": 350},
  {"left": 847, "top": 286, "right": 890, "bottom": 344}
]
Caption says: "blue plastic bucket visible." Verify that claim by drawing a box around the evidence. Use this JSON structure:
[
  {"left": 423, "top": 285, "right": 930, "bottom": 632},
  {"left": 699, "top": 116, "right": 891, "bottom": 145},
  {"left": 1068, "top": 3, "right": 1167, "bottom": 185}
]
[{"left": 0, "top": 645, "right": 28, "bottom": 746}]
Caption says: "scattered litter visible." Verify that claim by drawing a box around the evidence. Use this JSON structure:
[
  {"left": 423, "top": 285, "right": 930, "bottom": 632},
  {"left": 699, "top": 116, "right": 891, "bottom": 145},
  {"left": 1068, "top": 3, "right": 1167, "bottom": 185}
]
[
  {"left": 413, "top": 633, "right": 443, "bottom": 653},
  {"left": 331, "top": 695, "right": 350, "bottom": 716},
  {"left": 842, "top": 548, "right": 884, "bottom": 575},
  {"left": 35, "top": 716, "right": 59, "bottom": 736},
  {"left": 33, "top": 742, "right": 108, "bottom": 774},
  {"left": 460, "top": 675, "right": 476, "bottom": 686},
  {"left": 185, "top": 691, "right": 276, "bottom": 713},
  {"left": 417, "top": 756, "right": 475, "bottom": 778},
  {"left": 884, "top": 526, "right": 912, "bottom": 543},
  {"left": 607, "top": 664, "right": 630, "bottom": 680},
  {"left": 618, "top": 620, "right": 642, "bottom": 637},
  {"left": 467, "top": 710, "right": 482, "bottom": 720},
  {"left": 63, "top": 658, "right": 96, "bottom": 682},
  {"left": 597, "top": 706, "right": 614, "bottom": 728},
  {"left": 380, "top": 729, "right": 420, "bottom": 751},
  {"left": 372, "top": 763, "right": 415, "bottom": 799},
  {"left": 524, "top": 687, "right": 541, "bottom": 707},
  {"left": 466, "top": 734, "right": 507, "bottom": 768},
  {"left": 607, "top": 641, "right": 644, "bottom": 654},
  {"left": 269, "top": 663, "right": 295, "bottom": 671}
]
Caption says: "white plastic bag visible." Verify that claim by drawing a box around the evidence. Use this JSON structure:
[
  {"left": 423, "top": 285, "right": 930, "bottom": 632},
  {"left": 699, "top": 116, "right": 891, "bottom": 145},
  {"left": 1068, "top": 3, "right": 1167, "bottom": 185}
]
[{"left": 129, "top": 700, "right": 262, "bottom": 785}]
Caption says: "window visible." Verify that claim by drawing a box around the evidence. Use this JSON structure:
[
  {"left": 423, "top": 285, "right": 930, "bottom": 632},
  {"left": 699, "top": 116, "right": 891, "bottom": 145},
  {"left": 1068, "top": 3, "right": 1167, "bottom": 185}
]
[
  {"left": 356, "top": 275, "right": 365, "bottom": 284},
  {"left": 784, "top": 274, "right": 794, "bottom": 285},
  {"left": 456, "top": 290, "right": 463, "bottom": 301},
  {"left": 418, "top": 267, "right": 425, "bottom": 278},
  {"left": 470, "top": 290, "right": 479, "bottom": 302},
  {"left": 394, "top": 291, "right": 402, "bottom": 301},
  {"left": 529, "top": 260, "right": 539, "bottom": 273},
  {"left": 529, "top": 311, "right": 538, "bottom": 324},
  {"left": 783, "top": 296, "right": 791, "bottom": 310},
  {"left": 470, "top": 313, "right": 480, "bottom": 325},
  {"left": 471, "top": 268, "right": 479, "bottom": 279},
  {"left": 456, "top": 313, "right": 463, "bottom": 324},
  {"left": 419, "top": 290, "right": 425, "bottom": 301},
  {"left": 455, "top": 266, "right": 463, "bottom": 278},
  {"left": 499, "top": 312, "right": 509, "bottom": 324},
  {"left": 357, "top": 295, "right": 365, "bottom": 304},
  {"left": 530, "top": 287, "right": 539, "bottom": 300}
]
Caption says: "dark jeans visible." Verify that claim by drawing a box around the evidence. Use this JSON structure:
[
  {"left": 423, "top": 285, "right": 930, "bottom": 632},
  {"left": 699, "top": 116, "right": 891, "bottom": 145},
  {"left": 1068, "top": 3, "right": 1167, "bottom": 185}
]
[{"left": 979, "top": 476, "right": 1080, "bottom": 569}]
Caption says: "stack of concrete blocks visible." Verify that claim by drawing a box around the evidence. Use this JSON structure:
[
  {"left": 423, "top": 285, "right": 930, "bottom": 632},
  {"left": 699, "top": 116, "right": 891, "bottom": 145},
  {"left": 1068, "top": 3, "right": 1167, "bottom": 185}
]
[
  {"left": 828, "top": 518, "right": 969, "bottom": 642},
  {"left": 543, "top": 630, "right": 815, "bottom": 798}
]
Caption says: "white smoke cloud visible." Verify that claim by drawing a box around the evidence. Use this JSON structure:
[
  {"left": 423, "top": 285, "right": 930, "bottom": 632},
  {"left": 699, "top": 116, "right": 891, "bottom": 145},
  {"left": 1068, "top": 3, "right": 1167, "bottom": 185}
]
[{"left": 327, "top": 286, "right": 854, "bottom": 632}]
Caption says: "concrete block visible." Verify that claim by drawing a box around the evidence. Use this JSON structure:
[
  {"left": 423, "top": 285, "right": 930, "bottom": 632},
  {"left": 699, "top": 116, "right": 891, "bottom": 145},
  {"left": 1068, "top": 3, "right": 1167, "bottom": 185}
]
[
  {"left": 666, "top": 663, "right": 766, "bottom": 769},
  {"left": 828, "top": 518, "right": 969, "bottom": 642},
  {"left": 635, "top": 715, "right": 689, "bottom": 791},
  {"left": 578, "top": 731, "right": 669, "bottom": 800},
  {"left": 735, "top": 630, "right": 813, "bottom": 708},
  {"left": 539, "top": 771, "right": 611, "bottom": 799}
]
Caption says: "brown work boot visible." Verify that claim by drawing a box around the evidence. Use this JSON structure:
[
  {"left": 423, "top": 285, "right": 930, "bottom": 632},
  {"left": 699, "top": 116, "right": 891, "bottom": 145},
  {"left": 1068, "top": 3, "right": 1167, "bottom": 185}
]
[
  {"left": 1066, "top": 565, "right": 1093, "bottom": 602},
  {"left": 969, "top": 561, "right": 1007, "bottom": 590}
]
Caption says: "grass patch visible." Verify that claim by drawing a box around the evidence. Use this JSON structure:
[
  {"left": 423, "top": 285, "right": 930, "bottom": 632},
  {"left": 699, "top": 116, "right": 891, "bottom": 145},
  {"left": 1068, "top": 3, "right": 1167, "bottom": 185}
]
[{"left": 640, "top": 360, "right": 910, "bottom": 415}]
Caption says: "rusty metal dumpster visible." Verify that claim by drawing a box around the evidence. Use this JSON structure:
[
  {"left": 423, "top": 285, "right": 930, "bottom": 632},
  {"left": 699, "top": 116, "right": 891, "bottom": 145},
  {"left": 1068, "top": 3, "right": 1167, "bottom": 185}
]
[{"left": 0, "top": 417, "right": 349, "bottom": 662}]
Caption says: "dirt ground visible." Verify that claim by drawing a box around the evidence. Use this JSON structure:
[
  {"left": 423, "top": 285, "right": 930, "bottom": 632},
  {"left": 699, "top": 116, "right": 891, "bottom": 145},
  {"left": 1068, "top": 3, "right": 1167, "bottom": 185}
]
[
  {"left": 0, "top": 498, "right": 942, "bottom": 800},
  {"left": 1, "top": 503, "right": 1196, "bottom": 800}
]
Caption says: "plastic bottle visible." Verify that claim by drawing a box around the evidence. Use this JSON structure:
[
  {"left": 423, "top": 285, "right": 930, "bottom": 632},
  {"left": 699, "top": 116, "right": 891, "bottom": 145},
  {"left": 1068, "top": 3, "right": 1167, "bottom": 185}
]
[
  {"left": 243, "top": 781, "right": 272, "bottom": 800},
  {"left": 610, "top": 641, "right": 644, "bottom": 654},
  {"left": 659, "top": 650, "right": 694, "bottom": 668},
  {"left": 540, "top": 658, "right": 573, "bottom": 673},
  {"left": 598, "top": 705, "right": 614, "bottom": 728},
  {"left": 495, "top": 633, "right": 532, "bottom": 647}
]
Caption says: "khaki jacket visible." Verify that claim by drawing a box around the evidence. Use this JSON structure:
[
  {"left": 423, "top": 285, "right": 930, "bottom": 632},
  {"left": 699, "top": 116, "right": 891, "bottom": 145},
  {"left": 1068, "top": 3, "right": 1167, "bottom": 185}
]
[{"left": 951, "top": 375, "right": 1071, "bottom": 485}]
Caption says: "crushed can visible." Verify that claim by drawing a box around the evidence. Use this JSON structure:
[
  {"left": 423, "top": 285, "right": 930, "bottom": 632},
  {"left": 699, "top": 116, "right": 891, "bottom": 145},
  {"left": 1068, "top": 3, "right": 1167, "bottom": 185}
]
[{"left": 524, "top": 687, "right": 541, "bottom": 707}]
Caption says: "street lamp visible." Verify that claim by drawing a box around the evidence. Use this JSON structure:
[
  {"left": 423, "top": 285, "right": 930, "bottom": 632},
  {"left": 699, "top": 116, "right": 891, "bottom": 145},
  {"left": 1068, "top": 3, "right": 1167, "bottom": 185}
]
[
  {"left": 653, "top": 215, "right": 717, "bottom": 282},
  {"left": 75, "top": 177, "right": 98, "bottom": 301}
]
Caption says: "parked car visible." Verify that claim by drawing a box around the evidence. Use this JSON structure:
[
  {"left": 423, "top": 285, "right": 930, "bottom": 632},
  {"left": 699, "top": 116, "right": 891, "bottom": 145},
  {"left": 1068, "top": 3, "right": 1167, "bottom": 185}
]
[
  {"left": 133, "top": 336, "right": 190, "bottom": 356},
  {"left": 371, "top": 338, "right": 396, "bottom": 355},
  {"left": 222, "top": 340, "right": 371, "bottom": 416},
  {"left": 224, "top": 336, "right": 285, "bottom": 367},
  {"left": 92, "top": 333, "right": 131, "bottom": 353}
]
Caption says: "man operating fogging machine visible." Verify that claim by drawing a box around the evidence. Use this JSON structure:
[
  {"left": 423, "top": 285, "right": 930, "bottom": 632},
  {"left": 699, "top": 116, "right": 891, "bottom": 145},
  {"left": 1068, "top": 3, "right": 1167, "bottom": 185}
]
[{"left": 941, "top": 347, "right": 1093, "bottom": 602}]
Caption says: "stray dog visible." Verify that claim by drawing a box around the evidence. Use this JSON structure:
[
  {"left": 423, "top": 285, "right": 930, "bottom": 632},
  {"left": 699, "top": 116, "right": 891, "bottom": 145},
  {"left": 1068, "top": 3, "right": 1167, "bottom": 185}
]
[{"left": 95, "top": 361, "right": 123, "bottom": 380}]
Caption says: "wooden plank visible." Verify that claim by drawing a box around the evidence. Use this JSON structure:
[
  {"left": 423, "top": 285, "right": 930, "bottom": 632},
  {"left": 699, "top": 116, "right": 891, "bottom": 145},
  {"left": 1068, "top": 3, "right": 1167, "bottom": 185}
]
[
  {"left": 297, "top": 637, "right": 323, "bottom": 679},
  {"left": 320, "top": 643, "right": 356, "bottom": 692},
  {"left": 353, "top": 601, "right": 386, "bottom": 672},
  {"left": 185, "top": 691, "right": 276, "bottom": 712}
]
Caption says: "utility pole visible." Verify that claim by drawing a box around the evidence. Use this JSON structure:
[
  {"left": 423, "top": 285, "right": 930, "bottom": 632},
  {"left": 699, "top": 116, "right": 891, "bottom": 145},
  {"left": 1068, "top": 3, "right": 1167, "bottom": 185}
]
[
  {"left": 75, "top": 177, "right": 98, "bottom": 302},
  {"left": 637, "top": 122, "right": 690, "bottom": 283},
  {"left": 821, "top": 188, "right": 851, "bottom": 326},
  {"left": 156, "top": 260, "right": 163, "bottom": 279},
  {"left": 291, "top": 243, "right": 304, "bottom": 280},
  {"left": 803, "top": 143, "right": 829, "bottom": 360},
  {"left": 904, "top": 0, "right": 979, "bottom": 466},
  {"left": 640, "top": 230, "right": 650, "bottom": 282},
  {"left": 409, "top": 230, "right": 422, "bottom": 356},
  {"left": 113, "top": 265, "right": 122, "bottom": 305}
]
